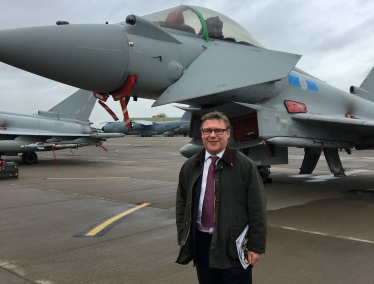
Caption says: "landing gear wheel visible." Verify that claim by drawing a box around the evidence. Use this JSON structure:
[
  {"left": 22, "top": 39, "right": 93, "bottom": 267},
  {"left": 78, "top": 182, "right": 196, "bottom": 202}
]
[
  {"left": 257, "top": 165, "right": 272, "bottom": 184},
  {"left": 22, "top": 152, "right": 38, "bottom": 164}
]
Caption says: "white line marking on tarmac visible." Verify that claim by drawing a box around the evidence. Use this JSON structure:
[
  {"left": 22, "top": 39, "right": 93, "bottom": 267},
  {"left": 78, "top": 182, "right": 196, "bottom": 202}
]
[
  {"left": 287, "top": 169, "right": 370, "bottom": 183},
  {"left": 36, "top": 280, "right": 53, "bottom": 284},
  {"left": 272, "top": 225, "right": 374, "bottom": 244},
  {"left": 344, "top": 169, "right": 370, "bottom": 175},
  {"left": 0, "top": 261, "right": 26, "bottom": 278}
]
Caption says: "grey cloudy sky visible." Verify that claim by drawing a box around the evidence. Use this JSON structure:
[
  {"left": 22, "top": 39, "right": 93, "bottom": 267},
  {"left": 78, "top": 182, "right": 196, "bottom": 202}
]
[{"left": 1, "top": 0, "right": 373, "bottom": 128}]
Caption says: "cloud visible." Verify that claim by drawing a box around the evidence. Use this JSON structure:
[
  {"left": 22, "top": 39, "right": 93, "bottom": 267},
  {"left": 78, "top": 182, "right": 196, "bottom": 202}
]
[{"left": 0, "top": 0, "right": 373, "bottom": 126}]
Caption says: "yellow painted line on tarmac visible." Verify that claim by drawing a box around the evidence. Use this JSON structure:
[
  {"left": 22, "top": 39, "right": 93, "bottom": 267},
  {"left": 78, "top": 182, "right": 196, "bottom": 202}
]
[
  {"left": 46, "top": 177, "right": 130, "bottom": 180},
  {"left": 85, "top": 203, "right": 150, "bottom": 237}
]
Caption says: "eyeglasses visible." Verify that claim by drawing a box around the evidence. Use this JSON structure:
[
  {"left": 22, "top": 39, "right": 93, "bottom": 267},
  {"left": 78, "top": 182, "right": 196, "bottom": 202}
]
[{"left": 202, "top": 128, "right": 228, "bottom": 135}]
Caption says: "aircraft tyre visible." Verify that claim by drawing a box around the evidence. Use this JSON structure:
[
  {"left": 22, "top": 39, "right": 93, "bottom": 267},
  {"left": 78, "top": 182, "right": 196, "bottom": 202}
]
[
  {"left": 257, "top": 165, "right": 272, "bottom": 184},
  {"left": 22, "top": 152, "right": 38, "bottom": 164}
]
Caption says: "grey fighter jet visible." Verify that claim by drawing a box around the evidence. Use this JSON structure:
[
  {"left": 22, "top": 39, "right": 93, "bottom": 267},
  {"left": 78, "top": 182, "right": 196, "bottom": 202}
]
[
  {"left": 102, "top": 111, "right": 191, "bottom": 136},
  {"left": 0, "top": 89, "right": 124, "bottom": 164},
  {"left": 0, "top": 5, "right": 373, "bottom": 178}
]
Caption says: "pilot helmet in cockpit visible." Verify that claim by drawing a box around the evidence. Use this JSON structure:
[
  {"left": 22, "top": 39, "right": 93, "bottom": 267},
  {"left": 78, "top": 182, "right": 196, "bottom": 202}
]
[{"left": 205, "top": 16, "right": 224, "bottom": 39}]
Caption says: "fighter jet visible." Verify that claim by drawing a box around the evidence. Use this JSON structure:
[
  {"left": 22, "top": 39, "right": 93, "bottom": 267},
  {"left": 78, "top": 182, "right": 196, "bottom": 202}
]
[
  {"left": 102, "top": 111, "right": 191, "bottom": 136},
  {"left": 0, "top": 5, "right": 373, "bottom": 179},
  {"left": 0, "top": 89, "right": 124, "bottom": 164}
]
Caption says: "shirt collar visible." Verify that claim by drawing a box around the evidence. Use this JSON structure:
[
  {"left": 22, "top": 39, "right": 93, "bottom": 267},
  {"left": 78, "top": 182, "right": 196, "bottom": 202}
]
[
  {"left": 204, "top": 149, "right": 225, "bottom": 162},
  {"left": 193, "top": 145, "right": 236, "bottom": 168}
]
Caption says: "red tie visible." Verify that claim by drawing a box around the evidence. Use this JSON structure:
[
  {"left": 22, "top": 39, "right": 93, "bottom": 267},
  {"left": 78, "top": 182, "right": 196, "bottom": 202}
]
[{"left": 201, "top": 156, "right": 219, "bottom": 230}]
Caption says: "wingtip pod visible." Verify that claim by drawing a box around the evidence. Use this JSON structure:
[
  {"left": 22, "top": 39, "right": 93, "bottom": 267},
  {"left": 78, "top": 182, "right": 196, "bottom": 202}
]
[{"left": 0, "top": 24, "right": 130, "bottom": 93}]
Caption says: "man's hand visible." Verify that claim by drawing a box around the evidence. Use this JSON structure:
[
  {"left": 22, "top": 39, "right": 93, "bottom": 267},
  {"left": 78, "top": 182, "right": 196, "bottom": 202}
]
[{"left": 247, "top": 251, "right": 261, "bottom": 265}]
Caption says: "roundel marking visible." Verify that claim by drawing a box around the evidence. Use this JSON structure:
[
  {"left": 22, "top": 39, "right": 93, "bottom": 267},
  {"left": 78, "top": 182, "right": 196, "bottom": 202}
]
[{"left": 300, "top": 78, "right": 308, "bottom": 90}]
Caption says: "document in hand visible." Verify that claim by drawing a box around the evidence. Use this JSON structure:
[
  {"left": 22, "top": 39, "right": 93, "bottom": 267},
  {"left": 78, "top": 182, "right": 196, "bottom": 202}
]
[{"left": 235, "top": 225, "right": 250, "bottom": 269}]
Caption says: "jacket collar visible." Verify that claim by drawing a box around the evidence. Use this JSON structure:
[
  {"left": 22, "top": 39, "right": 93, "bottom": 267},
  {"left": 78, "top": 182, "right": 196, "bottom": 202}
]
[{"left": 192, "top": 145, "right": 236, "bottom": 167}]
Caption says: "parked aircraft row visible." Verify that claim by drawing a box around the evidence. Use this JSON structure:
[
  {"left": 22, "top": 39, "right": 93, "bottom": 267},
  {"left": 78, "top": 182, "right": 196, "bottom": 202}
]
[
  {"left": 0, "top": 90, "right": 124, "bottom": 164},
  {"left": 0, "top": 87, "right": 189, "bottom": 165},
  {"left": 101, "top": 112, "right": 191, "bottom": 136},
  {"left": 0, "top": 5, "right": 373, "bottom": 179}
]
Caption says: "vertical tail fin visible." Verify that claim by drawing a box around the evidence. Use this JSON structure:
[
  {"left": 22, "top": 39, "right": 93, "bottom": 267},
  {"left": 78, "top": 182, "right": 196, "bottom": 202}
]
[
  {"left": 180, "top": 111, "right": 192, "bottom": 121},
  {"left": 47, "top": 89, "right": 96, "bottom": 121},
  {"left": 360, "top": 66, "right": 374, "bottom": 93}
]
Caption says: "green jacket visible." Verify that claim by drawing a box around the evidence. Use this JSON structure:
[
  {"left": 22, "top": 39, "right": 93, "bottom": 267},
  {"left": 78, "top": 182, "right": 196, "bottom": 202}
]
[{"left": 176, "top": 146, "right": 267, "bottom": 269}]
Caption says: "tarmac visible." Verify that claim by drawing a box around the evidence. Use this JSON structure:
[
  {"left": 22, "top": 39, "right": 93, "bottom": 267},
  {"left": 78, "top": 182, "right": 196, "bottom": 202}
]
[{"left": 1, "top": 135, "right": 374, "bottom": 284}]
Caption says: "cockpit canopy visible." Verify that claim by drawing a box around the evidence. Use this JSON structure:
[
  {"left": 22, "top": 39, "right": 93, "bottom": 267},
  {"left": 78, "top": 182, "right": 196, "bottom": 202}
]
[{"left": 142, "top": 5, "right": 263, "bottom": 47}]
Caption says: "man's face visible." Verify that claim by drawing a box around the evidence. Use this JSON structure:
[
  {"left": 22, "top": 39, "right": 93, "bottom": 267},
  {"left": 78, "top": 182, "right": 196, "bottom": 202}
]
[{"left": 201, "top": 119, "right": 230, "bottom": 156}]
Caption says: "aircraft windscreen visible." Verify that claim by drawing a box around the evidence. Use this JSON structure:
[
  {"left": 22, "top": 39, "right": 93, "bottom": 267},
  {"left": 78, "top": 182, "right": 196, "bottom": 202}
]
[
  {"left": 143, "top": 6, "right": 202, "bottom": 35},
  {"left": 143, "top": 6, "right": 263, "bottom": 47},
  {"left": 194, "top": 6, "right": 263, "bottom": 47}
]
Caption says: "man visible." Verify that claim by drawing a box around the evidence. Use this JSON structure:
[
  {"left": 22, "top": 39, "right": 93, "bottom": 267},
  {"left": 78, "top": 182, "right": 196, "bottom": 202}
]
[{"left": 176, "top": 111, "right": 267, "bottom": 284}]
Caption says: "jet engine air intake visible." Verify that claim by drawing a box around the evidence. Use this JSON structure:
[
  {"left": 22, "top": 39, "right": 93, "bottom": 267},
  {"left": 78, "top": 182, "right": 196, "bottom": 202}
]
[
  {"left": 357, "top": 136, "right": 374, "bottom": 149},
  {"left": 230, "top": 114, "right": 259, "bottom": 141}
]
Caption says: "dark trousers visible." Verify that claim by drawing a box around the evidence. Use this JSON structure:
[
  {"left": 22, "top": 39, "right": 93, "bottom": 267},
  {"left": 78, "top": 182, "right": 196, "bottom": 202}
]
[{"left": 194, "top": 230, "right": 253, "bottom": 284}]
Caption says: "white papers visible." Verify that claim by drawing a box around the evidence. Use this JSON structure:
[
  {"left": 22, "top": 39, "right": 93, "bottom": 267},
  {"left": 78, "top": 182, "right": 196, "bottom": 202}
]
[{"left": 235, "top": 225, "right": 250, "bottom": 269}]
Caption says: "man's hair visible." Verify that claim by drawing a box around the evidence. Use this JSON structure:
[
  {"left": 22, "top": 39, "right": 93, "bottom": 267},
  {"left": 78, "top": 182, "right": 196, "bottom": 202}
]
[{"left": 200, "top": 111, "right": 230, "bottom": 130}]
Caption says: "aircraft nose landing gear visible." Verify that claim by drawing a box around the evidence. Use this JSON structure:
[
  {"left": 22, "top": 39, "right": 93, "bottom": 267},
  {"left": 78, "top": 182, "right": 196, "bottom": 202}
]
[
  {"left": 21, "top": 152, "right": 38, "bottom": 164},
  {"left": 257, "top": 165, "right": 272, "bottom": 183}
]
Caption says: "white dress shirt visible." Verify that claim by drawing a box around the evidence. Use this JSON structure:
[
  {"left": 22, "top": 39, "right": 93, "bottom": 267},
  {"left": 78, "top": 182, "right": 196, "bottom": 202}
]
[{"left": 196, "top": 149, "right": 225, "bottom": 233}]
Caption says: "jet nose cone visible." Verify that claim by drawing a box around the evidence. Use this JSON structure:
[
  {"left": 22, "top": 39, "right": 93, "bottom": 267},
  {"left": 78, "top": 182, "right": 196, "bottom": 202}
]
[{"left": 0, "top": 24, "right": 129, "bottom": 93}]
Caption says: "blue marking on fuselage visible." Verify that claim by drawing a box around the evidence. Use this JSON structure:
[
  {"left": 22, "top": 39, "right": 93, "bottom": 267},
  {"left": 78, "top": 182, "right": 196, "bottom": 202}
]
[
  {"left": 288, "top": 75, "right": 318, "bottom": 92},
  {"left": 288, "top": 75, "right": 300, "bottom": 87}
]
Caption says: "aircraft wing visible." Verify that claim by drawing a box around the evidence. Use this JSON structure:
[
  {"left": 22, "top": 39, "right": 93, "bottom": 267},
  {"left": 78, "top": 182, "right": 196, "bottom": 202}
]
[
  {"left": 0, "top": 129, "right": 124, "bottom": 147},
  {"left": 153, "top": 42, "right": 301, "bottom": 106},
  {"left": 292, "top": 113, "right": 374, "bottom": 136},
  {"left": 132, "top": 120, "right": 153, "bottom": 126},
  {"left": 0, "top": 128, "right": 92, "bottom": 137}
]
